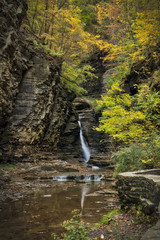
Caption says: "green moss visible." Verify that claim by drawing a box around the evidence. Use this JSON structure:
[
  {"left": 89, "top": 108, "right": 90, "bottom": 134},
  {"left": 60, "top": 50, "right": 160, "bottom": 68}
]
[{"left": 0, "top": 164, "right": 15, "bottom": 169}]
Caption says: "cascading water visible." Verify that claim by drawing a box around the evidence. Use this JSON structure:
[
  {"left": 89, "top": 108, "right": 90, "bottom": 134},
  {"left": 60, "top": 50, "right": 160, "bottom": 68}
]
[{"left": 78, "top": 119, "right": 91, "bottom": 162}]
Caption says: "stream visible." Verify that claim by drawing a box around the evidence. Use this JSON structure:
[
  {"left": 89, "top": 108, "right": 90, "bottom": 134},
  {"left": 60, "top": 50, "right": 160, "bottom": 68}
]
[
  {"left": 0, "top": 118, "right": 117, "bottom": 240},
  {"left": 0, "top": 179, "right": 117, "bottom": 240}
]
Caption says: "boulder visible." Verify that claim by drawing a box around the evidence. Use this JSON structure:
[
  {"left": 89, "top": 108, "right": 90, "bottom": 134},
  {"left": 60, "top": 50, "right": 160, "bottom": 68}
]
[{"left": 117, "top": 169, "right": 160, "bottom": 215}]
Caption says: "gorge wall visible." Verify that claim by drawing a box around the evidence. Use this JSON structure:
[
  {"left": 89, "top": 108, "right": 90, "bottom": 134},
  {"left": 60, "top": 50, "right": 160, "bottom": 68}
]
[
  {"left": 0, "top": 0, "right": 113, "bottom": 163},
  {"left": 0, "top": 0, "right": 79, "bottom": 160}
]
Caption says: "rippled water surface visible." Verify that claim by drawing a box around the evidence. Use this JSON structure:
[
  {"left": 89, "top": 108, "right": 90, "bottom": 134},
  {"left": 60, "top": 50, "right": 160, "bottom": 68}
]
[{"left": 0, "top": 181, "right": 116, "bottom": 240}]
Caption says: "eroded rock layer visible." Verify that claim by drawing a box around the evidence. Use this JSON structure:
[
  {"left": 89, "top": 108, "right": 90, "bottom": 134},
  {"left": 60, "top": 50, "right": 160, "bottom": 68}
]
[{"left": 0, "top": 0, "right": 79, "bottom": 160}]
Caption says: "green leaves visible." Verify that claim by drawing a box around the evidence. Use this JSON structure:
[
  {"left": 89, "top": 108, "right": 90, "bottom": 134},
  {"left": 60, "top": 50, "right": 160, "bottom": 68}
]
[
  {"left": 27, "top": 0, "right": 101, "bottom": 97},
  {"left": 100, "top": 209, "right": 120, "bottom": 225},
  {"left": 96, "top": 83, "right": 160, "bottom": 174},
  {"left": 61, "top": 63, "right": 96, "bottom": 95},
  {"left": 96, "top": 83, "right": 160, "bottom": 143},
  {"left": 52, "top": 210, "right": 89, "bottom": 240}
]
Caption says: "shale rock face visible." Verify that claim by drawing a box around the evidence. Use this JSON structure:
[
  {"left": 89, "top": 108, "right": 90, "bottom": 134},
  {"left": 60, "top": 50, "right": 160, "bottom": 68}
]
[
  {"left": 0, "top": 0, "right": 27, "bottom": 134},
  {"left": 2, "top": 56, "right": 75, "bottom": 147},
  {"left": 0, "top": 0, "right": 78, "bottom": 159}
]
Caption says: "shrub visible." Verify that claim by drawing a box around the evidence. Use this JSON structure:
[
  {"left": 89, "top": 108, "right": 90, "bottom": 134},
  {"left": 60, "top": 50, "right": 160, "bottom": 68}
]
[
  {"left": 112, "top": 134, "right": 160, "bottom": 176},
  {"left": 100, "top": 209, "right": 120, "bottom": 225},
  {"left": 52, "top": 209, "right": 90, "bottom": 240}
]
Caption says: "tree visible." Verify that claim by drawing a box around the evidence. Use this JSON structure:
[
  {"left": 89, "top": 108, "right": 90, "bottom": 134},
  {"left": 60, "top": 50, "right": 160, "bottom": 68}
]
[
  {"left": 26, "top": 0, "right": 101, "bottom": 95},
  {"left": 96, "top": 83, "right": 160, "bottom": 143}
]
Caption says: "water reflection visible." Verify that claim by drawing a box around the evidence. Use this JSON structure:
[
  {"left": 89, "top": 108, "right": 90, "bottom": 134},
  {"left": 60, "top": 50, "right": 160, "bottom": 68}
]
[
  {"left": 81, "top": 184, "right": 90, "bottom": 213},
  {"left": 0, "top": 182, "right": 116, "bottom": 240}
]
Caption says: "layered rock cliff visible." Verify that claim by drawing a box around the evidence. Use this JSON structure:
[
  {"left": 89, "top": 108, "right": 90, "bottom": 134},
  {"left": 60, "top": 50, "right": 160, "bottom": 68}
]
[
  {"left": 0, "top": 0, "right": 79, "bottom": 160},
  {"left": 0, "top": 0, "right": 114, "bottom": 163}
]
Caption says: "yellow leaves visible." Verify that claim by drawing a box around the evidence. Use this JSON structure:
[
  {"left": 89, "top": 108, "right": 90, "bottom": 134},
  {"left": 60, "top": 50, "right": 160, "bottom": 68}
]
[
  {"left": 133, "top": 10, "right": 160, "bottom": 51},
  {"left": 95, "top": 40, "right": 111, "bottom": 51},
  {"left": 131, "top": 51, "right": 145, "bottom": 63},
  {"left": 28, "top": 0, "right": 98, "bottom": 64},
  {"left": 47, "top": 9, "right": 58, "bottom": 16},
  {"left": 97, "top": 2, "right": 120, "bottom": 25},
  {"left": 95, "top": 0, "right": 160, "bottom": 76},
  {"left": 96, "top": 1, "right": 121, "bottom": 43},
  {"left": 61, "top": 62, "right": 96, "bottom": 95},
  {"left": 96, "top": 82, "right": 160, "bottom": 142},
  {"left": 96, "top": 3, "right": 112, "bottom": 25},
  {"left": 95, "top": 39, "right": 123, "bottom": 62},
  {"left": 110, "top": 82, "right": 122, "bottom": 93},
  {"left": 122, "top": 94, "right": 132, "bottom": 107},
  {"left": 115, "top": 0, "right": 120, "bottom": 5},
  {"left": 152, "top": 52, "right": 158, "bottom": 59},
  {"left": 48, "top": 7, "right": 101, "bottom": 64},
  {"left": 141, "top": 159, "right": 152, "bottom": 164}
]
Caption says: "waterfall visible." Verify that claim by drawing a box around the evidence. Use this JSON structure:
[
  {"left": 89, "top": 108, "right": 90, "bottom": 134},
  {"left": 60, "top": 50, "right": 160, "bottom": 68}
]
[{"left": 78, "top": 119, "right": 91, "bottom": 162}]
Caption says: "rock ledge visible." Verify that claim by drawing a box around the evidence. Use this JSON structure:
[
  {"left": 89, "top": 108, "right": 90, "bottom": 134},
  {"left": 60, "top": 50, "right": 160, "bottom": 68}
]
[{"left": 117, "top": 169, "right": 160, "bottom": 240}]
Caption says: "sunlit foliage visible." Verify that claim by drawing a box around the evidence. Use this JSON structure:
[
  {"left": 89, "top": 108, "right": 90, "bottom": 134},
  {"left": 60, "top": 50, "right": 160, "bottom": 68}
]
[
  {"left": 96, "top": 0, "right": 160, "bottom": 86},
  {"left": 26, "top": 0, "right": 100, "bottom": 94},
  {"left": 96, "top": 83, "right": 160, "bottom": 143}
]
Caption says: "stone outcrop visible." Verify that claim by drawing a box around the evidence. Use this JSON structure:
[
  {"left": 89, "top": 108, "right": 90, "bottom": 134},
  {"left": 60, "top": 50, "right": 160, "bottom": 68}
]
[
  {"left": 124, "top": 53, "right": 160, "bottom": 95},
  {"left": 0, "top": 0, "right": 79, "bottom": 160},
  {"left": 141, "top": 211, "right": 160, "bottom": 240},
  {"left": 82, "top": 52, "right": 106, "bottom": 98},
  {"left": 117, "top": 169, "right": 160, "bottom": 240},
  {"left": 88, "top": 154, "right": 114, "bottom": 168},
  {"left": 117, "top": 169, "right": 160, "bottom": 215}
]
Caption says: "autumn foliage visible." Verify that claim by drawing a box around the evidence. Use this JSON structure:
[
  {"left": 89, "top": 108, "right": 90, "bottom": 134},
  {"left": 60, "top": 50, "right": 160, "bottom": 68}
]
[
  {"left": 26, "top": 0, "right": 160, "bottom": 171},
  {"left": 95, "top": 0, "right": 160, "bottom": 171}
]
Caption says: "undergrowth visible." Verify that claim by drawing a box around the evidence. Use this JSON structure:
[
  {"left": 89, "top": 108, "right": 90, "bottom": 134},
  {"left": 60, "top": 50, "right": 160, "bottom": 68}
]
[
  {"left": 52, "top": 209, "right": 90, "bottom": 240},
  {"left": 112, "top": 134, "right": 160, "bottom": 176}
]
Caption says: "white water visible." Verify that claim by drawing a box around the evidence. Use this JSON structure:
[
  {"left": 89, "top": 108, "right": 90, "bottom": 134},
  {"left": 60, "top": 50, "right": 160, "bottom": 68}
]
[
  {"left": 52, "top": 174, "right": 104, "bottom": 182},
  {"left": 78, "top": 120, "right": 91, "bottom": 162},
  {"left": 78, "top": 174, "right": 104, "bottom": 182}
]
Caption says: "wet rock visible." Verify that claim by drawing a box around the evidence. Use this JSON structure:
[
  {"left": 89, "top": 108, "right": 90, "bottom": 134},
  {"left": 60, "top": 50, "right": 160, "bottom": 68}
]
[
  {"left": 41, "top": 166, "right": 55, "bottom": 171},
  {"left": 19, "top": 166, "right": 41, "bottom": 175},
  {"left": 74, "top": 179, "right": 86, "bottom": 183},
  {"left": 74, "top": 98, "right": 91, "bottom": 110},
  {"left": 141, "top": 201, "right": 160, "bottom": 240},
  {"left": 55, "top": 166, "right": 79, "bottom": 172},
  {"left": 0, "top": 169, "right": 11, "bottom": 187},
  {"left": 88, "top": 154, "right": 113, "bottom": 167},
  {"left": 97, "top": 190, "right": 117, "bottom": 195},
  {"left": 58, "top": 112, "right": 80, "bottom": 159},
  {"left": 141, "top": 219, "right": 160, "bottom": 240}
]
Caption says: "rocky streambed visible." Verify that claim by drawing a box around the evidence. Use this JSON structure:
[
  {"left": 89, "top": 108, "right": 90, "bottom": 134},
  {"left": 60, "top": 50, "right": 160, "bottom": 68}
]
[
  {"left": 0, "top": 152, "right": 118, "bottom": 239},
  {"left": 0, "top": 154, "right": 156, "bottom": 240}
]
